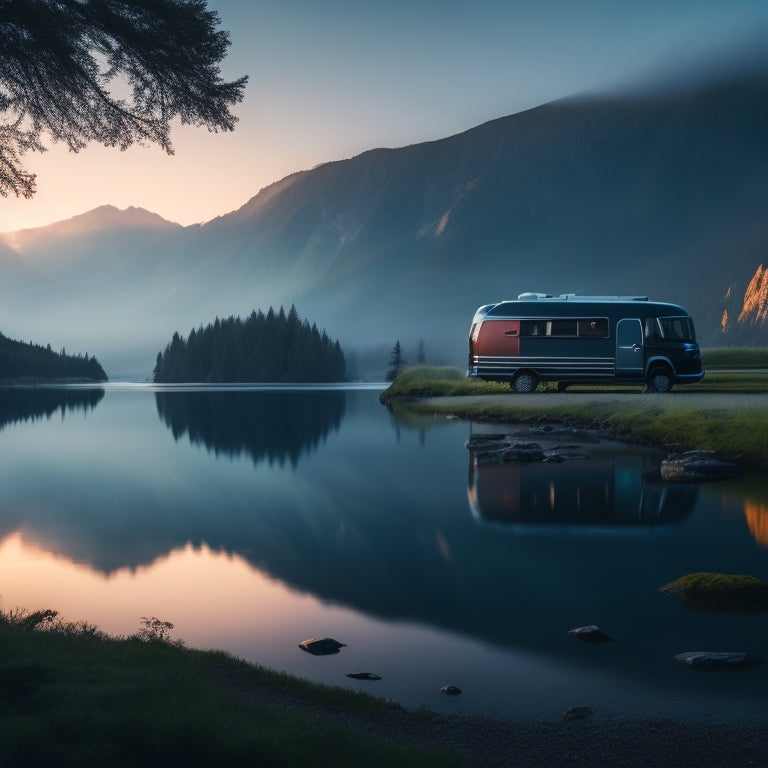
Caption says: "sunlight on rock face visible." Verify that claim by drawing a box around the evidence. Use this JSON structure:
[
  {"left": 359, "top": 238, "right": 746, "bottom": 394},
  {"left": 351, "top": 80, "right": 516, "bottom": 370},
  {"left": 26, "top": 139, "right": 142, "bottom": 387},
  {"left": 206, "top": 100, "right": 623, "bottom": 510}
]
[{"left": 738, "top": 265, "right": 768, "bottom": 326}]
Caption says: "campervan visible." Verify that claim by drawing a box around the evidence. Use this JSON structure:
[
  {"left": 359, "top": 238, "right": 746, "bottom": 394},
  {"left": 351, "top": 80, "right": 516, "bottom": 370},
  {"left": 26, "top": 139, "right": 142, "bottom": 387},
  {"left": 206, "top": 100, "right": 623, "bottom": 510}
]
[{"left": 468, "top": 293, "right": 704, "bottom": 392}]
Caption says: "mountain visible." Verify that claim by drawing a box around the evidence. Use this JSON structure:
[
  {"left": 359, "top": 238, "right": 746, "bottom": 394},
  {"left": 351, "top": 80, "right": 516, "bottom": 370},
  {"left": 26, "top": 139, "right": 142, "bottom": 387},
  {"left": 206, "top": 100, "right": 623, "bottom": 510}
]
[{"left": 2, "top": 63, "right": 768, "bottom": 377}]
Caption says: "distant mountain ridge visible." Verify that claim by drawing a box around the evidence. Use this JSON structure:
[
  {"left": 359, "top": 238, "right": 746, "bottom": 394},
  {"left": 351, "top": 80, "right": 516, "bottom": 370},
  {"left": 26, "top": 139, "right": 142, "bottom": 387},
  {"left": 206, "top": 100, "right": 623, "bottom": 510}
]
[{"left": 2, "top": 61, "right": 768, "bottom": 376}]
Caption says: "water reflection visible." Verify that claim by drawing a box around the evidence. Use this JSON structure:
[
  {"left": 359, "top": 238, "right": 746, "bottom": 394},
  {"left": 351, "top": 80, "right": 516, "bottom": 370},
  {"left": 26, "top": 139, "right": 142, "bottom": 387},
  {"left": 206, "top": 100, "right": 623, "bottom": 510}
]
[
  {"left": 0, "top": 386, "right": 104, "bottom": 430},
  {"left": 468, "top": 441, "right": 697, "bottom": 529},
  {"left": 745, "top": 502, "right": 768, "bottom": 547},
  {"left": 1, "top": 388, "right": 767, "bottom": 719},
  {"left": 154, "top": 389, "right": 346, "bottom": 466}
]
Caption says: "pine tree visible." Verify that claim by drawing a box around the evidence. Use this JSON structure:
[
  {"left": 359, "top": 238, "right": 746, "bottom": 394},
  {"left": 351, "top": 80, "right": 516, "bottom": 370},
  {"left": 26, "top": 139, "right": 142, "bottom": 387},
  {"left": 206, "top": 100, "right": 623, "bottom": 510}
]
[{"left": 385, "top": 340, "right": 406, "bottom": 381}]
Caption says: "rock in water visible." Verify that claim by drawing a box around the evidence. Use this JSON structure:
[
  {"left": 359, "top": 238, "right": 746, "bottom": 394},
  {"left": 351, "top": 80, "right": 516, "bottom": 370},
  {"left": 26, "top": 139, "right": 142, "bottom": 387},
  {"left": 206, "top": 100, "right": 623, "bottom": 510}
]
[
  {"left": 568, "top": 625, "right": 613, "bottom": 643},
  {"left": 346, "top": 672, "right": 382, "bottom": 681},
  {"left": 674, "top": 651, "right": 764, "bottom": 670},
  {"left": 660, "top": 450, "right": 739, "bottom": 482},
  {"left": 298, "top": 637, "right": 346, "bottom": 655},
  {"left": 440, "top": 684, "right": 462, "bottom": 695},
  {"left": 660, "top": 572, "right": 768, "bottom": 613}
]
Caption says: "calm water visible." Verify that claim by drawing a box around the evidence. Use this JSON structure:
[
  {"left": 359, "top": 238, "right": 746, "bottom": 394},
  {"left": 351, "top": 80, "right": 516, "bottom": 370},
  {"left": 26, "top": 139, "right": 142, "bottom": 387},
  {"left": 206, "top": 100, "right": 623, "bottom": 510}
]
[{"left": 1, "top": 384, "right": 767, "bottom": 721}]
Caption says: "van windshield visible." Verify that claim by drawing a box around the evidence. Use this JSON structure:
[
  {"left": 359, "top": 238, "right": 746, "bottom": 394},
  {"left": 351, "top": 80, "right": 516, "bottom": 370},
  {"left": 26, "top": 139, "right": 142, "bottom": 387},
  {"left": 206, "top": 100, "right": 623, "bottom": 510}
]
[{"left": 658, "top": 316, "right": 696, "bottom": 342}]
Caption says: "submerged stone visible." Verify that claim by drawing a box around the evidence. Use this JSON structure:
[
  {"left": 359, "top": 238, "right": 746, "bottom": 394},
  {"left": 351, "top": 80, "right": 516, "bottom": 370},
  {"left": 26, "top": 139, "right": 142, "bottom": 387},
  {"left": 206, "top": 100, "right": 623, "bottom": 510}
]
[
  {"left": 660, "top": 572, "right": 768, "bottom": 613},
  {"left": 568, "top": 625, "right": 613, "bottom": 643},
  {"left": 346, "top": 672, "right": 382, "bottom": 681},
  {"left": 298, "top": 637, "right": 346, "bottom": 655},
  {"left": 440, "top": 684, "right": 462, "bottom": 695},
  {"left": 674, "top": 651, "right": 764, "bottom": 670},
  {"left": 660, "top": 450, "right": 740, "bottom": 482}
]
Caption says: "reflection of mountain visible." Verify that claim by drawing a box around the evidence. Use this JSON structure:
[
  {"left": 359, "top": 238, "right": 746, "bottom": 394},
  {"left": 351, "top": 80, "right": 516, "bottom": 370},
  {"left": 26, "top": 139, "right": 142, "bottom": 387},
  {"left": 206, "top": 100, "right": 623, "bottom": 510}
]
[
  {"left": 0, "top": 386, "right": 104, "bottom": 430},
  {"left": 154, "top": 389, "right": 346, "bottom": 466},
  {"left": 468, "top": 452, "right": 696, "bottom": 529}
]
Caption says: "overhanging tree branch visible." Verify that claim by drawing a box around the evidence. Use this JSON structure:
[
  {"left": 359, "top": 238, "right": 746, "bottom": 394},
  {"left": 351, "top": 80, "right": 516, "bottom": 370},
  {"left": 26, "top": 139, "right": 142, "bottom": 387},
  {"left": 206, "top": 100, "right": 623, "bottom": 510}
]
[{"left": 0, "top": 0, "right": 248, "bottom": 197}]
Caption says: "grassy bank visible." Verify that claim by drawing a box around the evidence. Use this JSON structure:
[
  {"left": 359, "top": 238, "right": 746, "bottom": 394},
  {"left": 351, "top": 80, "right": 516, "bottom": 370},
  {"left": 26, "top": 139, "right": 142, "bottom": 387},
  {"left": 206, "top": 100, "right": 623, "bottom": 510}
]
[
  {"left": 381, "top": 364, "right": 768, "bottom": 467},
  {"left": 0, "top": 609, "right": 463, "bottom": 767}
]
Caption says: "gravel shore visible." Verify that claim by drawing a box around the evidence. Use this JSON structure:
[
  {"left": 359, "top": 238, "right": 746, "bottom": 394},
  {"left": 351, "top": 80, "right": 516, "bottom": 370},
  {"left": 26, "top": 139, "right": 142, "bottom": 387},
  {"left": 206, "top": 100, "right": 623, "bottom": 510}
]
[{"left": 338, "top": 707, "right": 768, "bottom": 767}]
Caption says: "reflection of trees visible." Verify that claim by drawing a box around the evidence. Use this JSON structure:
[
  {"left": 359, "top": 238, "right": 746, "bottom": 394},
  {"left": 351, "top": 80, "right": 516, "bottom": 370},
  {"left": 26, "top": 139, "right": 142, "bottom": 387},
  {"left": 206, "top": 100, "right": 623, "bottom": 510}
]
[
  {"left": 744, "top": 501, "right": 768, "bottom": 548},
  {"left": 154, "top": 390, "right": 346, "bottom": 466},
  {"left": 0, "top": 387, "right": 104, "bottom": 430}
]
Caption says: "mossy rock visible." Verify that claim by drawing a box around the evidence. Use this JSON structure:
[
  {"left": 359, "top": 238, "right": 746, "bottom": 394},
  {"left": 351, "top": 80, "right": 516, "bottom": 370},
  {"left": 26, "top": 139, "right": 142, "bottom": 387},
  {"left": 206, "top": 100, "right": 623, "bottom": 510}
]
[{"left": 660, "top": 572, "right": 768, "bottom": 613}]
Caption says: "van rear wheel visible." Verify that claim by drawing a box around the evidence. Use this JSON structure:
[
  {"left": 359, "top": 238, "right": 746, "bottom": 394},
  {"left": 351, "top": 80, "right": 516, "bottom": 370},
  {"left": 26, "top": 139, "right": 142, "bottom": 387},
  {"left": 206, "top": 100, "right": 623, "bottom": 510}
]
[
  {"left": 647, "top": 367, "right": 673, "bottom": 393},
  {"left": 512, "top": 372, "right": 539, "bottom": 393}
]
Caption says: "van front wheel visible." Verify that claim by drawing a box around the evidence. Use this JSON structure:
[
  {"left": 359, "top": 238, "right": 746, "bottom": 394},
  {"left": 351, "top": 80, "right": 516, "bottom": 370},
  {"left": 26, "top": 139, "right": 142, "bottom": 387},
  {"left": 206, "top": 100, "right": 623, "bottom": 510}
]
[
  {"left": 647, "top": 367, "right": 673, "bottom": 393},
  {"left": 512, "top": 372, "right": 539, "bottom": 393}
]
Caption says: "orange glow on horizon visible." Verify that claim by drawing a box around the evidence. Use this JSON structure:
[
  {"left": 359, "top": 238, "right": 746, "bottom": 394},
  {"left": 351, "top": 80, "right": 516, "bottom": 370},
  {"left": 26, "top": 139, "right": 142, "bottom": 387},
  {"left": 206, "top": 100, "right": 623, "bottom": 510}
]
[{"left": 0, "top": 532, "right": 314, "bottom": 645}]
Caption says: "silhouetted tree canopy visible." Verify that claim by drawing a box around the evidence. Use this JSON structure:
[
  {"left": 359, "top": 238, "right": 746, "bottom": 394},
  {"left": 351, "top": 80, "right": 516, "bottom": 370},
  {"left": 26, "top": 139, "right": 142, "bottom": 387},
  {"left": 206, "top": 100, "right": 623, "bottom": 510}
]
[
  {"left": 153, "top": 305, "right": 347, "bottom": 383},
  {"left": 0, "top": 331, "right": 107, "bottom": 380},
  {"left": 385, "top": 340, "right": 406, "bottom": 381},
  {"left": 0, "top": 0, "right": 247, "bottom": 197}
]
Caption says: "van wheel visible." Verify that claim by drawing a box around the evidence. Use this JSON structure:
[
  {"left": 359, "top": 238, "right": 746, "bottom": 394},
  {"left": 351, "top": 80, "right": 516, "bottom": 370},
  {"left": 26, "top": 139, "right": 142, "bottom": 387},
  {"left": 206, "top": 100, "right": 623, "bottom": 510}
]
[
  {"left": 647, "top": 368, "right": 673, "bottom": 393},
  {"left": 512, "top": 372, "right": 539, "bottom": 393}
]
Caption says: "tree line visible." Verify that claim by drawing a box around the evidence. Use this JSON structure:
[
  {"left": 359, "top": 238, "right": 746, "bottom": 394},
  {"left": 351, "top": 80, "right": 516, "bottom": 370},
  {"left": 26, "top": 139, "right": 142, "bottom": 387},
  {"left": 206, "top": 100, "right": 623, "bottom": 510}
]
[
  {"left": 0, "top": 332, "right": 107, "bottom": 381},
  {"left": 153, "top": 306, "right": 346, "bottom": 383}
]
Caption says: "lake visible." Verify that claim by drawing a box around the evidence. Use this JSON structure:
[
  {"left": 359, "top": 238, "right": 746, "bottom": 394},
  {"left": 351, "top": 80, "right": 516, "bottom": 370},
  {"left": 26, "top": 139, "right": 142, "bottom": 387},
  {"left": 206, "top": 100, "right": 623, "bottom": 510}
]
[{"left": 1, "top": 383, "right": 767, "bottom": 721}]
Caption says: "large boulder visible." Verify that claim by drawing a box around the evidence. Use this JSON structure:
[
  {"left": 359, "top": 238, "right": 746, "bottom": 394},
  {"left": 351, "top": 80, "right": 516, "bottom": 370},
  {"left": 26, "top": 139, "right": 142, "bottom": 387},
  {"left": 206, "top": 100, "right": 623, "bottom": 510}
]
[{"left": 660, "top": 450, "right": 740, "bottom": 482}]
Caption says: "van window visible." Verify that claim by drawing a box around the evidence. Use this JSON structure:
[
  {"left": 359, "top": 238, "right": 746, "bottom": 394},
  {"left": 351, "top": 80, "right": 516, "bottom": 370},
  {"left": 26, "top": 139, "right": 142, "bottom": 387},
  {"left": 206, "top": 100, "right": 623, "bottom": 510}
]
[
  {"left": 658, "top": 316, "right": 696, "bottom": 342},
  {"left": 577, "top": 319, "right": 608, "bottom": 337},
  {"left": 520, "top": 321, "right": 546, "bottom": 336},
  {"left": 519, "top": 318, "right": 607, "bottom": 338}
]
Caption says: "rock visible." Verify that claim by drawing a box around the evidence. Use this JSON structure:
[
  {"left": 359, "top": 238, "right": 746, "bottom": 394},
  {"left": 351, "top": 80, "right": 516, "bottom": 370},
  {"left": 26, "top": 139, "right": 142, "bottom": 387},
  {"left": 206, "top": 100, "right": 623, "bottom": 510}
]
[
  {"left": 674, "top": 652, "right": 764, "bottom": 670},
  {"left": 660, "top": 450, "right": 740, "bottom": 482},
  {"left": 440, "top": 684, "right": 462, "bottom": 695},
  {"left": 298, "top": 637, "right": 346, "bottom": 655},
  {"left": 563, "top": 706, "right": 592, "bottom": 721},
  {"left": 568, "top": 625, "right": 613, "bottom": 643},
  {"left": 346, "top": 672, "right": 382, "bottom": 681},
  {"left": 660, "top": 572, "right": 768, "bottom": 613},
  {"left": 502, "top": 443, "right": 546, "bottom": 462}
]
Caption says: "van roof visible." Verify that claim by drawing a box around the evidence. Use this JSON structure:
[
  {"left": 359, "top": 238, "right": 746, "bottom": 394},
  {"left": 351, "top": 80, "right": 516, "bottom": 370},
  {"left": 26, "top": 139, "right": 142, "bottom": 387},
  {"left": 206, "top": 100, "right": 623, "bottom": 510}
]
[{"left": 515, "top": 293, "right": 649, "bottom": 302}]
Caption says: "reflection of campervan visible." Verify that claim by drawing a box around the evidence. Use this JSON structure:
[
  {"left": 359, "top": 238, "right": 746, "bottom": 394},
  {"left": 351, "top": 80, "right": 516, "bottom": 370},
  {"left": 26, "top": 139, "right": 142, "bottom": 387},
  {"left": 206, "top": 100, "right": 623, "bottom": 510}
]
[
  {"left": 468, "top": 293, "right": 705, "bottom": 392},
  {"left": 467, "top": 450, "right": 697, "bottom": 531}
]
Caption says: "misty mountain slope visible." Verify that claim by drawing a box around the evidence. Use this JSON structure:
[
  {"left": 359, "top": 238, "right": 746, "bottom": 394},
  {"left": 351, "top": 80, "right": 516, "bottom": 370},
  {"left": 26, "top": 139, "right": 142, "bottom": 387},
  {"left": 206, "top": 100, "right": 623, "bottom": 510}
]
[{"left": 2, "top": 65, "right": 768, "bottom": 376}]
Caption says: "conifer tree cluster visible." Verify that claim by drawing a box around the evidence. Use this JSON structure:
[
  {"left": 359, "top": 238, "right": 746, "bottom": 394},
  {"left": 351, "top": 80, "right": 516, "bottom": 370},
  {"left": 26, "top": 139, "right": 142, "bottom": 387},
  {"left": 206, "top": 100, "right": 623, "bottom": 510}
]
[
  {"left": 0, "top": 332, "right": 107, "bottom": 381},
  {"left": 153, "top": 306, "right": 346, "bottom": 383}
]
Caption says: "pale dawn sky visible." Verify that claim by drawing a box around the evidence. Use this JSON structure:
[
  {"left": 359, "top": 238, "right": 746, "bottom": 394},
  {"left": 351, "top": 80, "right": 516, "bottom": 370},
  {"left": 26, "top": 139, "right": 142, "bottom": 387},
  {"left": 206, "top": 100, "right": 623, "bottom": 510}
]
[{"left": 1, "top": 0, "right": 766, "bottom": 233}]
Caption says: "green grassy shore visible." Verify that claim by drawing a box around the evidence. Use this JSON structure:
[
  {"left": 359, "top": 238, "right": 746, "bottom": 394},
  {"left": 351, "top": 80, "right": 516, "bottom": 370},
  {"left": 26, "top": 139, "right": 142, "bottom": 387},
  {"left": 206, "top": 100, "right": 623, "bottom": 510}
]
[
  {"left": 381, "top": 350, "right": 768, "bottom": 468},
  {"left": 0, "top": 610, "right": 462, "bottom": 767}
]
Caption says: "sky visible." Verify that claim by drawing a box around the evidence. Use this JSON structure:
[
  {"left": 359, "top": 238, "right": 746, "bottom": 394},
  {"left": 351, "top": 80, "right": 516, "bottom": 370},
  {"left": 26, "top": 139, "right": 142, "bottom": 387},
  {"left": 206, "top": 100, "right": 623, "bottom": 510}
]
[{"left": 1, "top": 0, "right": 767, "bottom": 233}]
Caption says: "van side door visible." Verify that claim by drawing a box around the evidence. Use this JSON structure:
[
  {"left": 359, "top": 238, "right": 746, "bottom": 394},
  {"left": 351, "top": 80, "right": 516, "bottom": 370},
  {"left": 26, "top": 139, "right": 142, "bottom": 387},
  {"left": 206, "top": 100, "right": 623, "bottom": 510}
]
[{"left": 615, "top": 318, "right": 643, "bottom": 377}]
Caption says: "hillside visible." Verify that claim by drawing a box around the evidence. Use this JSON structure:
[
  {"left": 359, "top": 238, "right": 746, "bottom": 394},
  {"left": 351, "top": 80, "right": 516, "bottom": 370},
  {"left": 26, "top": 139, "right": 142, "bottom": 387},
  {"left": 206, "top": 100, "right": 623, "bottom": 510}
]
[
  {"left": 0, "top": 332, "right": 107, "bottom": 382},
  {"left": 1, "top": 63, "right": 768, "bottom": 376}
]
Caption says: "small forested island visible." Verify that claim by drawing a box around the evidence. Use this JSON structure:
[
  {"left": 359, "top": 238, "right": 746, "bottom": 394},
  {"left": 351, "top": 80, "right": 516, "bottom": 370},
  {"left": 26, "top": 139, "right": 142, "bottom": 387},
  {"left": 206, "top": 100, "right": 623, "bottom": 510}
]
[
  {"left": 153, "top": 305, "right": 346, "bottom": 383},
  {"left": 0, "top": 332, "right": 107, "bottom": 382}
]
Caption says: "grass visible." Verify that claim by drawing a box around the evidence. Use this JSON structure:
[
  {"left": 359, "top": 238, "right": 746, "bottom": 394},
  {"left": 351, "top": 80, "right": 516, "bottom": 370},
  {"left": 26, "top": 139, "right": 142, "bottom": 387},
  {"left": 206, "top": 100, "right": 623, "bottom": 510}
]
[
  {"left": 0, "top": 609, "right": 466, "bottom": 767},
  {"left": 381, "top": 362, "right": 768, "bottom": 467},
  {"left": 701, "top": 347, "right": 768, "bottom": 368},
  {"left": 660, "top": 572, "right": 768, "bottom": 613}
]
